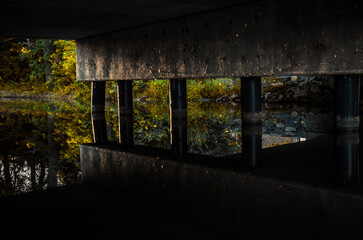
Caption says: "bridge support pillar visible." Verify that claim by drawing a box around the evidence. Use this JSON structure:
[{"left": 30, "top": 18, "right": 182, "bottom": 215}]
[
  {"left": 334, "top": 74, "right": 360, "bottom": 185},
  {"left": 241, "top": 77, "right": 262, "bottom": 168},
  {"left": 118, "top": 80, "right": 134, "bottom": 147},
  {"left": 169, "top": 79, "right": 188, "bottom": 159},
  {"left": 91, "top": 81, "right": 108, "bottom": 144}
]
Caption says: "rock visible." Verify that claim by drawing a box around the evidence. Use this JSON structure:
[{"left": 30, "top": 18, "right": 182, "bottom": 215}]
[
  {"left": 216, "top": 96, "right": 230, "bottom": 102},
  {"left": 201, "top": 98, "right": 211, "bottom": 103},
  {"left": 285, "top": 127, "right": 297, "bottom": 132},
  {"left": 309, "top": 85, "right": 321, "bottom": 94},
  {"left": 264, "top": 92, "right": 271, "bottom": 100},
  {"left": 276, "top": 122, "right": 285, "bottom": 128},
  {"left": 293, "top": 87, "right": 309, "bottom": 100},
  {"left": 230, "top": 93, "right": 240, "bottom": 102},
  {"left": 290, "top": 76, "right": 298, "bottom": 84}
]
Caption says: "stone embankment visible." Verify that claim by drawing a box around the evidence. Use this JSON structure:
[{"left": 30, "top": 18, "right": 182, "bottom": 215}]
[
  {"left": 213, "top": 76, "right": 335, "bottom": 104},
  {"left": 262, "top": 76, "right": 334, "bottom": 103}
]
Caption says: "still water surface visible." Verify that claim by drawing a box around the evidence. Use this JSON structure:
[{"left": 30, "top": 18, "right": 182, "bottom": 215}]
[{"left": 0, "top": 98, "right": 331, "bottom": 196}]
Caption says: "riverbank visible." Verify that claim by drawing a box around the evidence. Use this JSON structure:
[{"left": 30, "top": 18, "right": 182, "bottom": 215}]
[{"left": 0, "top": 90, "right": 73, "bottom": 101}]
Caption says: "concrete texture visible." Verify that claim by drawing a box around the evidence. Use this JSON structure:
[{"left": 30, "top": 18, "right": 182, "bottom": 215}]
[
  {"left": 76, "top": 0, "right": 363, "bottom": 81},
  {"left": 80, "top": 137, "right": 363, "bottom": 239}
]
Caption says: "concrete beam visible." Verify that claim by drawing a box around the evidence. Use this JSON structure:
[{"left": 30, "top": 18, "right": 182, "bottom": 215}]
[{"left": 77, "top": 0, "right": 363, "bottom": 81}]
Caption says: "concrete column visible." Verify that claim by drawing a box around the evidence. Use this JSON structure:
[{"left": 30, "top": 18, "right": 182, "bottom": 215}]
[
  {"left": 118, "top": 80, "right": 134, "bottom": 147},
  {"left": 91, "top": 81, "right": 108, "bottom": 144},
  {"left": 241, "top": 77, "right": 262, "bottom": 168},
  {"left": 169, "top": 79, "right": 188, "bottom": 159},
  {"left": 334, "top": 74, "right": 360, "bottom": 185}
]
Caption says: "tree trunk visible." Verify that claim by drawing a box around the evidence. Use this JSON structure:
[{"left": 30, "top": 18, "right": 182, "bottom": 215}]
[{"left": 43, "top": 39, "right": 53, "bottom": 84}]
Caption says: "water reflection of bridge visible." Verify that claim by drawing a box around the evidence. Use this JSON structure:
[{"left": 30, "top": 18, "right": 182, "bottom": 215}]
[{"left": 2, "top": 0, "right": 363, "bottom": 238}]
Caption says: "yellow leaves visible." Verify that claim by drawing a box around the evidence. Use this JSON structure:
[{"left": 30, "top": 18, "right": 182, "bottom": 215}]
[
  {"left": 26, "top": 142, "right": 35, "bottom": 148},
  {"left": 83, "top": 138, "right": 92, "bottom": 144},
  {"left": 20, "top": 47, "right": 30, "bottom": 54}
]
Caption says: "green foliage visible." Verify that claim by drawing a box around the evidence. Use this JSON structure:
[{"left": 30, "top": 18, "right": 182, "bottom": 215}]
[
  {"left": 0, "top": 38, "right": 30, "bottom": 86},
  {"left": 19, "top": 39, "right": 51, "bottom": 83},
  {"left": 187, "top": 78, "right": 240, "bottom": 101},
  {"left": 133, "top": 79, "right": 169, "bottom": 102},
  {"left": 0, "top": 38, "right": 90, "bottom": 103},
  {"left": 261, "top": 76, "right": 283, "bottom": 91},
  {"left": 132, "top": 78, "right": 240, "bottom": 103}
]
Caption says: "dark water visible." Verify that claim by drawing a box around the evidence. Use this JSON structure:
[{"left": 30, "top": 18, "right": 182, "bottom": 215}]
[{"left": 0, "top": 98, "right": 332, "bottom": 196}]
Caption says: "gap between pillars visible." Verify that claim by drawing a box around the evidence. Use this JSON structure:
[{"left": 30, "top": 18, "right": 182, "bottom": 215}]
[{"left": 334, "top": 74, "right": 360, "bottom": 185}]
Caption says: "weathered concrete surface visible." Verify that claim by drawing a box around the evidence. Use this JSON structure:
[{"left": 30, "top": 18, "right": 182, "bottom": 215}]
[
  {"left": 77, "top": 0, "right": 363, "bottom": 81},
  {"left": 80, "top": 139, "right": 363, "bottom": 239},
  {"left": 0, "top": 0, "right": 251, "bottom": 39}
]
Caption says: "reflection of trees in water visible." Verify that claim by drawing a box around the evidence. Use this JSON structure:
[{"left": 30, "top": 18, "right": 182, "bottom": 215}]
[
  {"left": 105, "top": 101, "right": 242, "bottom": 156},
  {"left": 0, "top": 153, "right": 47, "bottom": 195},
  {"left": 0, "top": 100, "right": 92, "bottom": 196}
]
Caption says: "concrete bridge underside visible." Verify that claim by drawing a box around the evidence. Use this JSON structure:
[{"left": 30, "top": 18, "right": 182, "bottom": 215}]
[
  {"left": 1, "top": 0, "right": 363, "bottom": 80},
  {"left": 2, "top": 0, "right": 363, "bottom": 238}
]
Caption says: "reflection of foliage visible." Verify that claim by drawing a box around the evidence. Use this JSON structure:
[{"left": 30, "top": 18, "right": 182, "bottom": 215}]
[
  {"left": 188, "top": 102, "right": 241, "bottom": 156},
  {"left": 0, "top": 99, "right": 92, "bottom": 193},
  {"left": 104, "top": 99, "right": 242, "bottom": 156},
  {"left": 133, "top": 101, "right": 170, "bottom": 148}
]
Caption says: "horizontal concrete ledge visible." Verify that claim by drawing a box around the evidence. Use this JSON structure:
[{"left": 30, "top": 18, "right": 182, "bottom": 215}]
[
  {"left": 77, "top": 0, "right": 363, "bottom": 81},
  {"left": 81, "top": 141, "right": 363, "bottom": 239}
]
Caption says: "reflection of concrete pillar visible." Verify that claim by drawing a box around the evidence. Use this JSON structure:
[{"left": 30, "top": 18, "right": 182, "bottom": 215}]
[
  {"left": 118, "top": 80, "right": 134, "bottom": 147},
  {"left": 169, "top": 79, "right": 187, "bottom": 159},
  {"left": 91, "top": 81, "right": 108, "bottom": 144},
  {"left": 335, "top": 132, "right": 359, "bottom": 185},
  {"left": 241, "top": 77, "right": 262, "bottom": 168},
  {"left": 334, "top": 75, "right": 360, "bottom": 185},
  {"left": 242, "top": 124, "right": 262, "bottom": 168},
  {"left": 334, "top": 75, "right": 360, "bottom": 132}
]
